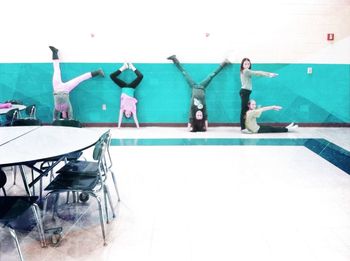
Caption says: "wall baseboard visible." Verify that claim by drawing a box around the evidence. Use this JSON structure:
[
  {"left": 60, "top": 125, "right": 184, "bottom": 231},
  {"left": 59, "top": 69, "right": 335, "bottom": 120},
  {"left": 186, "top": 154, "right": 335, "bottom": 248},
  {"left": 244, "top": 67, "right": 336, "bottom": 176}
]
[{"left": 42, "top": 122, "right": 350, "bottom": 127}]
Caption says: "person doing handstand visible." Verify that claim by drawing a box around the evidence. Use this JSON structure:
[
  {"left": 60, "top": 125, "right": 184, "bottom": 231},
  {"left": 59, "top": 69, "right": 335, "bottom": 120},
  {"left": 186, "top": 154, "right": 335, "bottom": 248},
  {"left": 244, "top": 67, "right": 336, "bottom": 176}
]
[
  {"left": 167, "top": 55, "right": 230, "bottom": 132},
  {"left": 49, "top": 46, "right": 104, "bottom": 120},
  {"left": 110, "top": 62, "right": 143, "bottom": 128}
]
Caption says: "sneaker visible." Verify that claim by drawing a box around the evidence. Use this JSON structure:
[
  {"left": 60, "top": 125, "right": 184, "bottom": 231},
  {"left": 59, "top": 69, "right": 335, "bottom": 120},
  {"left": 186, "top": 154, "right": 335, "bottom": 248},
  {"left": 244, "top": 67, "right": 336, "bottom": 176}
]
[
  {"left": 287, "top": 124, "right": 298, "bottom": 132},
  {"left": 167, "top": 55, "right": 177, "bottom": 60},
  {"left": 97, "top": 68, "right": 105, "bottom": 77},
  {"left": 222, "top": 58, "right": 231, "bottom": 66},
  {"left": 241, "top": 129, "right": 252, "bottom": 134},
  {"left": 128, "top": 63, "right": 136, "bottom": 71},
  {"left": 49, "top": 46, "right": 58, "bottom": 52},
  {"left": 286, "top": 122, "right": 295, "bottom": 129},
  {"left": 121, "top": 62, "right": 129, "bottom": 71}
]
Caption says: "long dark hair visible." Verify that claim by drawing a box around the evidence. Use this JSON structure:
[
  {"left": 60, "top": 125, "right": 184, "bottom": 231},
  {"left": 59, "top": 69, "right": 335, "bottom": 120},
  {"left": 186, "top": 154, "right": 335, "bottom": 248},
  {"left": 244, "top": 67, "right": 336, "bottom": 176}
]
[
  {"left": 243, "top": 99, "right": 254, "bottom": 120},
  {"left": 190, "top": 109, "right": 206, "bottom": 132},
  {"left": 240, "top": 58, "right": 251, "bottom": 73}
]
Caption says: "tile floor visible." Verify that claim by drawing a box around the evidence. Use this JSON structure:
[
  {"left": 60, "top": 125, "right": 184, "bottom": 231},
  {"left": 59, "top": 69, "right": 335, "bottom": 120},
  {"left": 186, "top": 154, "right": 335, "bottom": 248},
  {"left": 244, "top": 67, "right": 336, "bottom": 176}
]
[{"left": 1, "top": 126, "right": 350, "bottom": 261}]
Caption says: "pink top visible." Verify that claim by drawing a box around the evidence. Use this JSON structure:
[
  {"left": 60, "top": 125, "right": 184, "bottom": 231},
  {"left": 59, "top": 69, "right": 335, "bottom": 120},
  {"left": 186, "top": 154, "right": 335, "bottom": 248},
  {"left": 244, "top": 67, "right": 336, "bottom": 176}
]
[
  {"left": 0, "top": 103, "right": 12, "bottom": 109},
  {"left": 120, "top": 93, "right": 137, "bottom": 114}
]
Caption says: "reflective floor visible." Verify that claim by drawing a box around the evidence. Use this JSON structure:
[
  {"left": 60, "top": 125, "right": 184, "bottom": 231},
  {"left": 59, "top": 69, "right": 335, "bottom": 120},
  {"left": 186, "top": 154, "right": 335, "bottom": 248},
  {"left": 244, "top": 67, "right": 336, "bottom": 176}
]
[{"left": 1, "top": 127, "right": 350, "bottom": 261}]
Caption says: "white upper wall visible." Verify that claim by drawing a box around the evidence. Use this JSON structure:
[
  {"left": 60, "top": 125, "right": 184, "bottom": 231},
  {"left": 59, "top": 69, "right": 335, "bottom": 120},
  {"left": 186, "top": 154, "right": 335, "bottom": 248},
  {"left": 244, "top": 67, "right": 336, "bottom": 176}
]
[{"left": 0, "top": 0, "right": 349, "bottom": 63}]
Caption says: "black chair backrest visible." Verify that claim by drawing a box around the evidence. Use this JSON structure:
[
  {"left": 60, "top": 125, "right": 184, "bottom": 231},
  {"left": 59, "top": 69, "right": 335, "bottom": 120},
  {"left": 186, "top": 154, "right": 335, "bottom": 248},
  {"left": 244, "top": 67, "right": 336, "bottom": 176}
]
[
  {"left": 12, "top": 118, "right": 42, "bottom": 126},
  {"left": 52, "top": 119, "right": 82, "bottom": 128},
  {"left": 25, "top": 104, "right": 37, "bottom": 119},
  {"left": 5, "top": 108, "right": 20, "bottom": 125}
]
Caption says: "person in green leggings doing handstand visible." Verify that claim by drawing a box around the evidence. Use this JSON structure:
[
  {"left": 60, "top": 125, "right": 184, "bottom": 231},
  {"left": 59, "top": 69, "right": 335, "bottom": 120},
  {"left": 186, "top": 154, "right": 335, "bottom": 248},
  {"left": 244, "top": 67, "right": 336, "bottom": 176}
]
[{"left": 167, "top": 55, "right": 230, "bottom": 132}]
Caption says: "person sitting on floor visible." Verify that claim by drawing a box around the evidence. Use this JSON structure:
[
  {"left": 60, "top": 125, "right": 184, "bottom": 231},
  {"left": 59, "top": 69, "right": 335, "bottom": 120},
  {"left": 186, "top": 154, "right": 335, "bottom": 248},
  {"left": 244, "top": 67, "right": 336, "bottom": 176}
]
[{"left": 245, "top": 99, "right": 298, "bottom": 133}]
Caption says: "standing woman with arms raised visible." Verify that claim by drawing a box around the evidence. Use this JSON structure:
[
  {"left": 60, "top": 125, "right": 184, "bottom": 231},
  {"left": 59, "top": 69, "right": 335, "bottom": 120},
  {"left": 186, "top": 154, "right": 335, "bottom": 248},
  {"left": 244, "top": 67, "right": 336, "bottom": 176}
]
[{"left": 239, "top": 58, "right": 278, "bottom": 133}]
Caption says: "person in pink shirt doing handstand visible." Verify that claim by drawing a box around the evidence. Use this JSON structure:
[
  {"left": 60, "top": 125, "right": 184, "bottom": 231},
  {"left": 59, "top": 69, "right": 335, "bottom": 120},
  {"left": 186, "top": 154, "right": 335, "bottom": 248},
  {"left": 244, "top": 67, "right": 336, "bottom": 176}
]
[
  {"left": 110, "top": 62, "right": 144, "bottom": 128},
  {"left": 49, "top": 46, "right": 104, "bottom": 120}
]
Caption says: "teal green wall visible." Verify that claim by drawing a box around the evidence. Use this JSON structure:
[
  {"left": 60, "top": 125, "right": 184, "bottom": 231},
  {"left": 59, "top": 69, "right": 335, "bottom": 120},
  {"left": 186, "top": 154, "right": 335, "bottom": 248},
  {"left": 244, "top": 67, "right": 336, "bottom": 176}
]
[{"left": 1, "top": 63, "right": 349, "bottom": 124}]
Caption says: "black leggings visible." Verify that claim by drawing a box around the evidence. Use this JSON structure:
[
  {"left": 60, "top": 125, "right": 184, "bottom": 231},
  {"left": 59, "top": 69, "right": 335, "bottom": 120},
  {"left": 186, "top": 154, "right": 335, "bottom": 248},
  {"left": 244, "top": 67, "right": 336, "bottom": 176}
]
[
  {"left": 258, "top": 125, "right": 288, "bottom": 133},
  {"left": 239, "top": 89, "right": 251, "bottom": 129},
  {"left": 110, "top": 69, "right": 143, "bottom": 88}
]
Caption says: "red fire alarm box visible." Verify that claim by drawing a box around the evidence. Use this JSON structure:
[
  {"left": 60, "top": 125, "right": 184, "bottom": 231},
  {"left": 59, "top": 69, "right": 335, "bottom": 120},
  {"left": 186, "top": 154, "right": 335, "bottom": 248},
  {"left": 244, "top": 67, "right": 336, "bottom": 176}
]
[{"left": 327, "top": 33, "right": 335, "bottom": 41}]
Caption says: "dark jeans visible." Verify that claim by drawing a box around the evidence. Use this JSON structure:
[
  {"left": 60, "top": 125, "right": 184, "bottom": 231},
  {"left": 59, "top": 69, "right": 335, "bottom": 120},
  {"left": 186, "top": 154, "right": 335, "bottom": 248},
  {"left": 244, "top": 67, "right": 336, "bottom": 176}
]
[
  {"left": 173, "top": 60, "right": 227, "bottom": 90},
  {"left": 258, "top": 125, "right": 288, "bottom": 133},
  {"left": 239, "top": 89, "right": 251, "bottom": 129}
]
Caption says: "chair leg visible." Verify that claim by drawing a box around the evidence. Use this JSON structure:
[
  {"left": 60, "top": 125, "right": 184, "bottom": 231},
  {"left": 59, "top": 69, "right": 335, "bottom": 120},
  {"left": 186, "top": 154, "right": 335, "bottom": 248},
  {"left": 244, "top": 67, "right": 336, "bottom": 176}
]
[
  {"left": 31, "top": 170, "right": 35, "bottom": 195},
  {"left": 103, "top": 188, "right": 109, "bottom": 223},
  {"left": 19, "top": 166, "right": 31, "bottom": 195},
  {"left": 66, "top": 191, "right": 71, "bottom": 204},
  {"left": 42, "top": 193, "right": 50, "bottom": 220},
  {"left": 52, "top": 194, "right": 60, "bottom": 220},
  {"left": 88, "top": 193, "right": 107, "bottom": 246},
  {"left": 109, "top": 169, "right": 121, "bottom": 202},
  {"left": 43, "top": 192, "right": 56, "bottom": 221},
  {"left": 32, "top": 203, "right": 47, "bottom": 247},
  {"left": 73, "top": 192, "right": 78, "bottom": 203},
  {"left": 104, "top": 184, "right": 116, "bottom": 220},
  {"left": 8, "top": 227, "right": 25, "bottom": 261},
  {"left": 106, "top": 146, "right": 120, "bottom": 201},
  {"left": 40, "top": 178, "right": 43, "bottom": 200},
  {"left": 13, "top": 166, "right": 17, "bottom": 185}
]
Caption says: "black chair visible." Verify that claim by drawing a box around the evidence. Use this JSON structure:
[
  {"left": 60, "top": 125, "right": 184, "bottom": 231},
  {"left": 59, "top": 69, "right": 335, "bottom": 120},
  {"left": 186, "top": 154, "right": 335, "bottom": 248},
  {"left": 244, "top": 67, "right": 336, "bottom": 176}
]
[
  {"left": 0, "top": 196, "right": 47, "bottom": 261},
  {"left": 43, "top": 131, "right": 116, "bottom": 246},
  {"left": 4, "top": 108, "right": 20, "bottom": 126},
  {"left": 52, "top": 119, "right": 82, "bottom": 128},
  {"left": 55, "top": 131, "right": 120, "bottom": 201},
  {"left": 0, "top": 168, "right": 7, "bottom": 196},
  {"left": 12, "top": 118, "right": 42, "bottom": 126},
  {"left": 25, "top": 104, "right": 37, "bottom": 119},
  {"left": 0, "top": 170, "right": 46, "bottom": 260}
]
